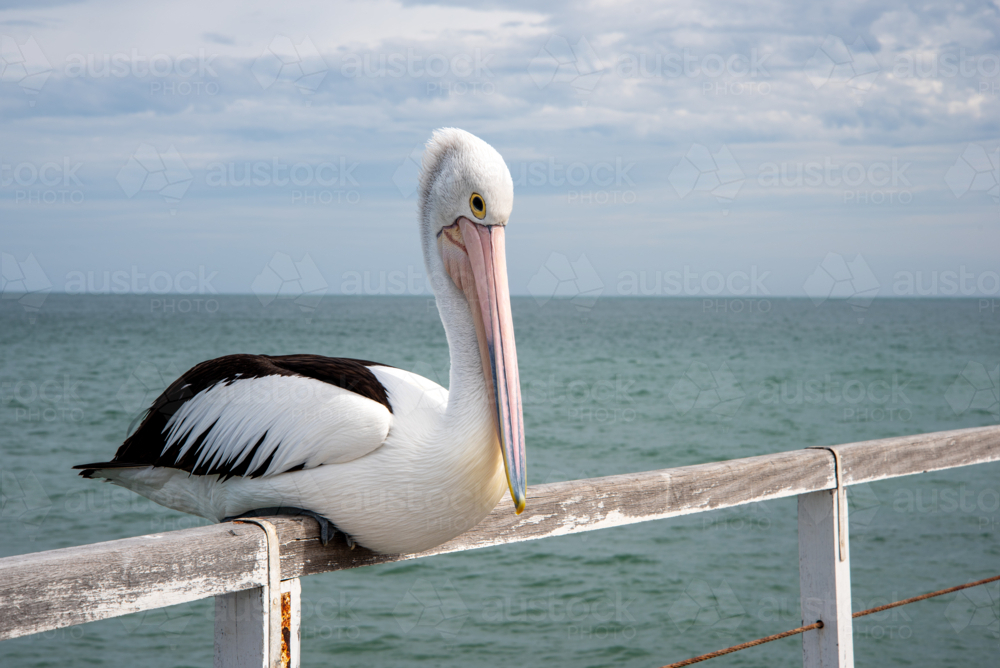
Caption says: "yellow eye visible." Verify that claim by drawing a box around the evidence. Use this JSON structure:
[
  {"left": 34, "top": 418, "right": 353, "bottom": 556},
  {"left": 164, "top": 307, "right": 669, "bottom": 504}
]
[{"left": 469, "top": 193, "right": 486, "bottom": 219}]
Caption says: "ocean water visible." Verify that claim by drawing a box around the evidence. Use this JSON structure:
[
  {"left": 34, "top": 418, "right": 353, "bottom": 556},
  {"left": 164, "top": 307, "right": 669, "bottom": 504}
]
[{"left": 1, "top": 295, "right": 998, "bottom": 667}]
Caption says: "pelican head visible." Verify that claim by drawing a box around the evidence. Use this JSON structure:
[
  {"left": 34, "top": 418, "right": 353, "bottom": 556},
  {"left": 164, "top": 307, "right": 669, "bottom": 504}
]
[{"left": 418, "top": 128, "right": 525, "bottom": 514}]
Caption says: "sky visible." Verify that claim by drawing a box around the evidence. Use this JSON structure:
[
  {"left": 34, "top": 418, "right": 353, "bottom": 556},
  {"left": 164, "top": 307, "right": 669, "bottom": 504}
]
[{"left": 0, "top": 0, "right": 998, "bottom": 306}]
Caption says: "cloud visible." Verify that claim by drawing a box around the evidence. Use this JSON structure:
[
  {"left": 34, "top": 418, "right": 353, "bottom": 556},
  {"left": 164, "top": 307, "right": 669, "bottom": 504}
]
[
  {"left": 202, "top": 32, "right": 234, "bottom": 46},
  {"left": 0, "top": 0, "right": 997, "bottom": 295}
]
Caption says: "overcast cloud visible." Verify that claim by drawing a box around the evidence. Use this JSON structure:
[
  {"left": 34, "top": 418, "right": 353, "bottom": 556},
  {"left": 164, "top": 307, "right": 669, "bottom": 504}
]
[{"left": 1, "top": 0, "right": 998, "bottom": 301}]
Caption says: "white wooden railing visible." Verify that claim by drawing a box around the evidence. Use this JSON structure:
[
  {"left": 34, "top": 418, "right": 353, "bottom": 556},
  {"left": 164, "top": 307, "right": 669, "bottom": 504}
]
[{"left": 1, "top": 425, "right": 999, "bottom": 667}]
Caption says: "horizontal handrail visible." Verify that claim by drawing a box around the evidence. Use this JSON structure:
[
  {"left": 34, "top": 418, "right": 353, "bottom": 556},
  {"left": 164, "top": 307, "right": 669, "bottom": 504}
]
[{"left": 1, "top": 424, "right": 998, "bottom": 641}]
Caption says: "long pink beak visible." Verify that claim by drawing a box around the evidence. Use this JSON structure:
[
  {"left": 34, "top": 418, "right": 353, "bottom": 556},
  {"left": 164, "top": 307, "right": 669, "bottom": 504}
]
[{"left": 458, "top": 217, "right": 526, "bottom": 514}]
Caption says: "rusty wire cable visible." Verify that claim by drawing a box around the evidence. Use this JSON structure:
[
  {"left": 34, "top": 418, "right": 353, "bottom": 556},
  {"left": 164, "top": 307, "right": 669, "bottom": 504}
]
[
  {"left": 659, "top": 574, "right": 1000, "bottom": 668},
  {"left": 659, "top": 621, "right": 825, "bottom": 668},
  {"left": 852, "top": 573, "right": 1000, "bottom": 619}
]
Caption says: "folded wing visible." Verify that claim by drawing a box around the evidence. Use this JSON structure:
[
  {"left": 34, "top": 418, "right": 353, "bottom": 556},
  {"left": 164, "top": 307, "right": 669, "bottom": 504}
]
[{"left": 76, "top": 354, "right": 394, "bottom": 480}]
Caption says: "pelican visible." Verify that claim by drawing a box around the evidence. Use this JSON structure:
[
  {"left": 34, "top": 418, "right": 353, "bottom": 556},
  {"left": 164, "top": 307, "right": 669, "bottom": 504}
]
[{"left": 75, "top": 128, "right": 526, "bottom": 554}]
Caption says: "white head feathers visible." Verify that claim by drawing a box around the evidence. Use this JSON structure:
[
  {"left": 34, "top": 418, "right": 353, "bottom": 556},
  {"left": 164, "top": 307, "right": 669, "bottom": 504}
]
[{"left": 418, "top": 128, "right": 514, "bottom": 235}]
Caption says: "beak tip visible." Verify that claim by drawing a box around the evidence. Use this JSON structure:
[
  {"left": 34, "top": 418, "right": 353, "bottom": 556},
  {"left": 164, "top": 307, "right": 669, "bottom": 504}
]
[{"left": 514, "top": 497, "right": 525, "bottom": 514}]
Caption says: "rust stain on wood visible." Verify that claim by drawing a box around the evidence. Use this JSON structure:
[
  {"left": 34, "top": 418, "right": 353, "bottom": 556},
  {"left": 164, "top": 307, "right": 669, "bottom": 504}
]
[{"left": 281, "top": 591, "right": 291, "bottom": 668}]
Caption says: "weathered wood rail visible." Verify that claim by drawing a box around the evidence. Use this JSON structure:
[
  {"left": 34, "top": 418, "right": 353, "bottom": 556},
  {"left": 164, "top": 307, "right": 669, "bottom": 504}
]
[{"left": 1, "top": 425, "right": 998, "bottom": 667}]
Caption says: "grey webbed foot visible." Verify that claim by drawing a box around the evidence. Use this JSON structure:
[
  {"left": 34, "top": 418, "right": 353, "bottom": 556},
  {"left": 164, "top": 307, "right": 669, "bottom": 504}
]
[{"left": 224, "top": 506, "right": 356, "bottom": 548}]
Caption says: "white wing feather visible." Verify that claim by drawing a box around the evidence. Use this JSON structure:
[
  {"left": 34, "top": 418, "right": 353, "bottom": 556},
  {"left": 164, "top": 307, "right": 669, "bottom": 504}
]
[{"left": 162, "top": 375, "right": 392, "bottom": 477}]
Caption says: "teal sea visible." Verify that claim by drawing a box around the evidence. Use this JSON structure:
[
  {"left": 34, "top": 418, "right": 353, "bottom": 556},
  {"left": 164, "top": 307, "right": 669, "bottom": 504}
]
[{"left": 1, "top": 295, "right": 998, "bottom": 667}]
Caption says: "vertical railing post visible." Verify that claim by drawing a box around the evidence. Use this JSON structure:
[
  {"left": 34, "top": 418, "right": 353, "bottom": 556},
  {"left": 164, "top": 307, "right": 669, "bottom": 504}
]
[
  {"left": 798, "top": 490, "right": 854, "bottom": 668},
  {"left": 214, "top": 587, "right": 270, "bottom": 668},
  {"left": 214, "top": 579, "right": 300, "bottom": 668},
  {"left": 214, "top": 519, "right": 295, "bottom": 668}
]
